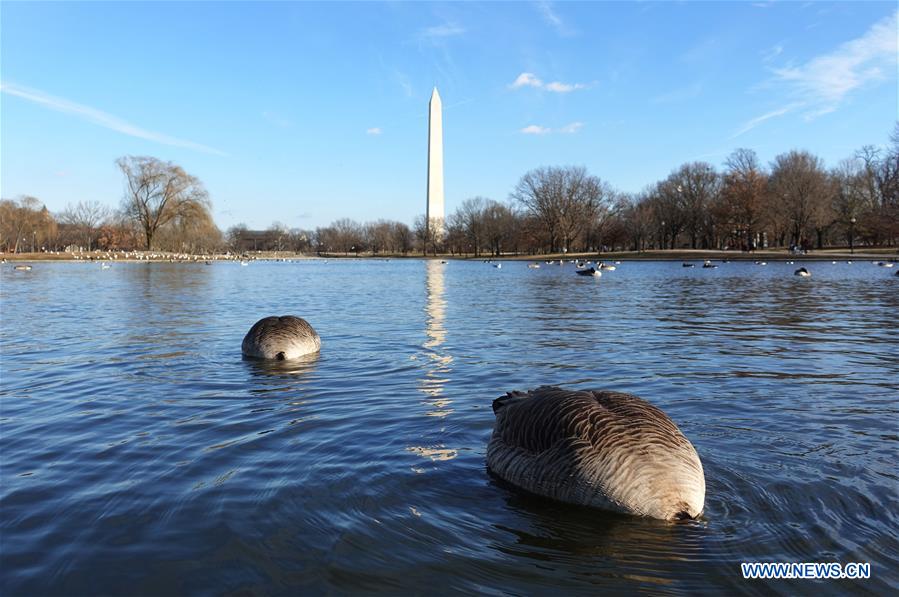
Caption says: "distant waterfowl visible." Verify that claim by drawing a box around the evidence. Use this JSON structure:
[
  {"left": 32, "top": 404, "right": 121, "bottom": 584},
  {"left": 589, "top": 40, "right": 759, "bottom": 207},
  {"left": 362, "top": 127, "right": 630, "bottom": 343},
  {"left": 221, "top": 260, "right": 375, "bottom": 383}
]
[
  {"left": 440, "top": 260, "right": 448, "bottom": 264},
  {"left": 787, "top": 261, "right": 794, "bottom": 265},
  {"left": 832, "top": 261, "right": 837, "bottom": 265},
  {"left": 12, "top": 264, "right": 32, "bottom": 271},
  {"left": 895, "top": 269, "right": 899, "bottom": 276},
  {"left": 240, "top": 260, "right": 250, "bottom": 266},
  {"left": 755, "top": 261, "right": 767, "bottom": 266},
  {"left": 494, "top": 263, "right": 502, "bottom": 269},
  {"left": 794, "top": 267, "right": 811, "bottom": 277},
  {"left": 682, "top": 263, "right": 694, "bottom": 268},
  {"left": 575, "top": 267, "right": 601, "bottom": 277},
  {"left": 487, "top": 386, "right": 705, "bottom": 521},
  {"left": 599, "top": 262, "right": 616, "bottom": 271},
  {"left": 101, "top": 263, "right": 111, "bottom": 270},
  {"left": 528, "top": 263, "right": 540, "bottom": 269},
  {"left": 702, "top": 260, "right": 717, "bottom": 269},
  {"left": 242, "top": 316, "right": 321, "bottom": 361},
  {"left": 877, "top": 261, "right": 894, "bottom": 268}
]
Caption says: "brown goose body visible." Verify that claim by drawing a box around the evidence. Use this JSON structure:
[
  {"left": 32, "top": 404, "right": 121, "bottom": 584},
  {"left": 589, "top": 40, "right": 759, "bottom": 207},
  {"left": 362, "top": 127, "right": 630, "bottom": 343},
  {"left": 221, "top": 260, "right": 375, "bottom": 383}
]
[
  {"left": 241, "top": 316, "right": 321, "bottom": 360},
  {"left": 487, "top": 386, "right": 705, "bottom": 520}
]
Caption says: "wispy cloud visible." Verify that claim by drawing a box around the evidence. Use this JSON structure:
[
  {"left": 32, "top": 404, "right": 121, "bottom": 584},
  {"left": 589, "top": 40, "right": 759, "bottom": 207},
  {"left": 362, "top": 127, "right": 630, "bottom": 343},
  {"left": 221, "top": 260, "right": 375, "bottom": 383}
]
[
  {"left": 558, "top": 121, "right": 584, "bottom": 134},
  {"left": 761, "top": 44, "right": 784, "bottom": 63},
  {"left": 771, "top": 10, "right": 897, "bottom": 110},
  {"left": 1, "top": 81, "right": 227, "bottom": 156},
  {"left": 651, "top": 82, "right": 703, "bottom": 104},
  {"left": 509, "top": 72, "right": 590, "bottom": 93},
  {"left": 735, "top": 10, "right": 897, "bottom": 136},
  {"left": 366, "top": 127, "right": 383, "bottom": 135},
  {"left": 535, "top": 1, "right": 575, "bottom": 36},
  {"left": 521, "top": 122, "right": 584, "bottom": 135},
  {"left": 731, "top": 103, "right": 801, "bottom": 138},
  {"left": 262, "top": 110, "right": 292, "bottom": 128},
  {"left": 418, "top": 21, "right": 465, "bottom": 41}
]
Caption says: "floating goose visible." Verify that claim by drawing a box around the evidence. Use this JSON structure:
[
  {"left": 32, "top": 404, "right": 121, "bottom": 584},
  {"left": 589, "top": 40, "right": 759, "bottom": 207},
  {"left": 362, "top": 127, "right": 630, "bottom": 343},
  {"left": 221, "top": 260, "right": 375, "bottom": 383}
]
[
  {"left": 794, "top": 267, "right": 811, "bottom": 277},
  {"left": 682, "top": 263, "right": 694, "bottom": 268},
  {"left": 702, "top": 260, "right": 717, "bottom": 269},
  {"left": 494, "top": 263, "right": 502, "bottom": 269},
  {"left": 575, "top": 267, "right": 601, "bottom": 277},
  {"left": 528, "top": 263, "right": 540, "bottom": 269},
  {"left": 877, "top": 261, "right": 894, "bottom": 268},
  {"left": 13, "top": 264, "right": 32, "bottom": 271},
  {"left": 598, "top": 262, "right": 616, "bottom": 271},
  {"left": 242, "top": 316, "right": 321, "bottom": 361},
  {"left": 487, "top": 386, "right": 705, "bottom": 520},
  {"left": 240, "top": 260, "right": 249, "bottom": 266},
  {"left": 755, "top": 261, "right": 767, "bottom": 266},
  {"left": 101, "top": 263, "right": 111, "bottom": 270},
  {"left": 787, "top": 261, "right": 794, "bottom": 265}
]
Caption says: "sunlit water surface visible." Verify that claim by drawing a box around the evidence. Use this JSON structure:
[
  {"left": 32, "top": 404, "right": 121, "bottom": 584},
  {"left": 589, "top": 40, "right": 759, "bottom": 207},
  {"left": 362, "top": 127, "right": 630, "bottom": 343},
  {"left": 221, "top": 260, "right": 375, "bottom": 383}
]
[{"left": 1, "top": 259, "right": 897, "bottom": 594}]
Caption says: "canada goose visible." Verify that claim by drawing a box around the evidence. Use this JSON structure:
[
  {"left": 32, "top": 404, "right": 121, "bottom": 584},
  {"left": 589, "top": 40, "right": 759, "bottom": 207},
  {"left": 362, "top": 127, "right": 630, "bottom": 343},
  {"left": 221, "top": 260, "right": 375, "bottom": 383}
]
[
  {"left": 487, "top": 387, "right": 705, "bottom": 521},
  {"left": 702, "top": 260, "right": 717, "bottom": 269},
  {"left": 13, "top": 265, "right": 32, "bottom": 271},
  {"left": 528, "top": 263, "right": 540, "bottom": 269},
  {"left": 575, "top": 267, "right": 601, "bottom": 277},
  {"left": 494, "top": 263, "right": 502, "bottom": 269},
  {"left": 794, "top": 267, "right": 811, "bottom": 277},
  {"left": 599, "top": 262, "right": 616, "bottom": 271},
  {"left": 682, "top": 263, "right": 694, "bottom": 268},
  {"left": 242, "top": 316, "right": 321, "bottom": 361},
  {"left": 877, "top": 261, "right": 894, "bottom": 268}
]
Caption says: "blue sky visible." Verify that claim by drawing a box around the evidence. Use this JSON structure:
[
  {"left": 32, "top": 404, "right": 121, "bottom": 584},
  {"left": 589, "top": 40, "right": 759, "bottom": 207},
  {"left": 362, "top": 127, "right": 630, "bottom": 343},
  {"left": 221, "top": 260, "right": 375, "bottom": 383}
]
[{"left": 2, "top": 1, "right": 896, "bottom": 230}]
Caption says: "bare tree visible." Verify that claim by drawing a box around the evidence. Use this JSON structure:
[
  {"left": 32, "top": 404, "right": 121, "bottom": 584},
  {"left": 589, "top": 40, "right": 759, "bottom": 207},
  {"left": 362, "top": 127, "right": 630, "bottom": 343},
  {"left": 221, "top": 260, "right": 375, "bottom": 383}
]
[
  {"left": 117, "top": 156, "right": 211, "bottom": 250},
  {"left": 58, "top": 200, "right": 110, "bottom": 251},
  {"left": 721, "top": 149, "right": 768, "bottom": 250},
  {"left": 664, "top": 162, "right": 720, "bottom": 249},
  {"left": 512, "top": 166, "right": 604, "bottom": 252},
  {"left": 768, "top": 150, "right": 832, "bottom": 248}
]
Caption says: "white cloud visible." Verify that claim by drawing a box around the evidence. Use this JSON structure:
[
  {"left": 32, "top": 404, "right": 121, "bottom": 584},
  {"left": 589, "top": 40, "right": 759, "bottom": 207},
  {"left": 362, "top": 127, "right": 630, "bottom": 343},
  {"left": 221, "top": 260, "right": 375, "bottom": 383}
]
[
  {"left": 1, "top": 81, "right": 227, "bottom": 156},
  {"left": 510, "top": 72, "right": 543, "bottom": 89},
  {"left": 366, "top": 127, "right": 382, "bottom": 135},
  {"left": 772, "top": 10, "right": 896, "bottom": 110},
  {"left": 419, "top": 22, "right": 465, "bottom": 40},
  {"left": 731, "top": 103, "right": 801, "bottom": 138},
  {"left": 558, "top": 121, "right": 584, "bottom": 134},
  {"left": 509, "top": 72, "right": 589, "bottom": 92},
  {"left": 735, "top": 10, "right": 897, "bottom": 136},
  {"left": 521, "top": 122, "right": 584, "bottom": 135},
  {"left": 521, "top": 125, "right": 552, "bottom": 135},
  {"left": 545, "top": 81, "right": 587, "bottom": 93},
  {"left": 535, "top": 1, "right": 575, "bottom": 36}
]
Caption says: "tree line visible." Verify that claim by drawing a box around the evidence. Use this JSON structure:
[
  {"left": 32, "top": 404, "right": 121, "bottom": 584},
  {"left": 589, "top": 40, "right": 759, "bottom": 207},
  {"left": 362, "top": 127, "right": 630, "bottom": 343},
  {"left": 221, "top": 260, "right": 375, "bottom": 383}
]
[{"left": 2, "top": 127, "right": 897, "bottom": 255}]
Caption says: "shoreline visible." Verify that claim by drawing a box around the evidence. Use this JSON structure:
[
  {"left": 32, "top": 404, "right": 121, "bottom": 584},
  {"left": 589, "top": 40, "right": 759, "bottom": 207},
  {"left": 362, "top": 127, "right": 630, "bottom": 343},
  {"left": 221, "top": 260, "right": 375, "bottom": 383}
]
[{"left": 2, "top": 248, "right": 897, "bottom": 263}]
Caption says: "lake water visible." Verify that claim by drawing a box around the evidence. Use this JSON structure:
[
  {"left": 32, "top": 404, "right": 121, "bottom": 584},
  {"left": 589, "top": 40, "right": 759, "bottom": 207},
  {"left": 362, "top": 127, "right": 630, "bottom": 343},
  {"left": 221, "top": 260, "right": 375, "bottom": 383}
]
[{"left": 1, "top": 258, "right": 897, "bottom": 594}]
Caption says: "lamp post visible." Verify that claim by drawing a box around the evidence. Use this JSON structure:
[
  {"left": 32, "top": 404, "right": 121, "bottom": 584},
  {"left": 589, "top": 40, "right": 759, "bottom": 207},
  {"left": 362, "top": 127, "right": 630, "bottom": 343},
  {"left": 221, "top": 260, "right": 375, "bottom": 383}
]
[
  {"left": 660, "top": 220, "right": 666, "bottom": 250},
  {"left": 849, "top": 217, "right": 856, "bottom": 254}
]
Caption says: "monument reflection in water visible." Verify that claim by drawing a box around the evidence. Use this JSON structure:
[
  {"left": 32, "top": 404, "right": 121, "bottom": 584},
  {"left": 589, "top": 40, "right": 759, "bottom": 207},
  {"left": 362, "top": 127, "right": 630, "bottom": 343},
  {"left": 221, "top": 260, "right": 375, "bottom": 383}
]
[{"left": 407, "top": 259, "right": 457, "bottom": 463}]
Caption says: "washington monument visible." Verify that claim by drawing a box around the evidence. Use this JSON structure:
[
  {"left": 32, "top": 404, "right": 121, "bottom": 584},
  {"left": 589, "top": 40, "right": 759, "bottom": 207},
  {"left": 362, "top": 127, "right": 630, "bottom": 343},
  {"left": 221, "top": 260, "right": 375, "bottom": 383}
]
[{"left": 427, "top": 87, "right": 444, "bottom": 240}]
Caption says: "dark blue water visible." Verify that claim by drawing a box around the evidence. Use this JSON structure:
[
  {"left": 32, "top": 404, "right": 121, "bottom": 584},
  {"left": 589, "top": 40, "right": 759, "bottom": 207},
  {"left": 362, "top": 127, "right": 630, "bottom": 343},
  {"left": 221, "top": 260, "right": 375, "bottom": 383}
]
[{"left": 2, "top": 259, "right": 897, "bottom": 594}]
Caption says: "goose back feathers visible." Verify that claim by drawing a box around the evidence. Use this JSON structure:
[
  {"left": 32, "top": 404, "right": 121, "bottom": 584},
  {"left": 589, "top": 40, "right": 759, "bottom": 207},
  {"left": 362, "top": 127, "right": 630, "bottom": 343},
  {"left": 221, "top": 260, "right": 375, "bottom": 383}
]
[
  {"left": 242, "top": 316, "right": 321, "bottom": 360},
  {"left": 487, "top": 386, "right": 705, "bottom": 520}
]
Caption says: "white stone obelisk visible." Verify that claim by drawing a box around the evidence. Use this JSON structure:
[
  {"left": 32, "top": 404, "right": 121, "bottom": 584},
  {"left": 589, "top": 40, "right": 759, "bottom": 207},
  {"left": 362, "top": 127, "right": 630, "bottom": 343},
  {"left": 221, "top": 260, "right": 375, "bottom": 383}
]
[{"left": 427, "top": 87, "right": 445, "bottom": 241}]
